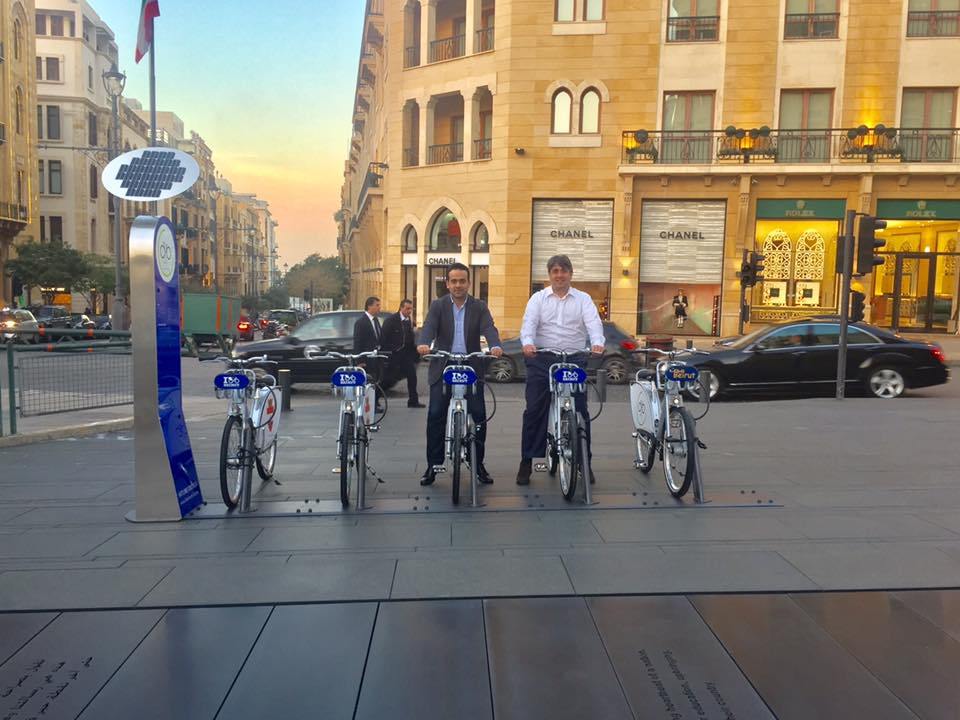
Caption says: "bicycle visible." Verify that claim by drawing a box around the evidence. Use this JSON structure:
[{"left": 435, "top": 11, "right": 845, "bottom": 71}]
[
  {"left": 629, "top": 347, "right": 710, "bottom": 499},
  {"left": 537, "top": 348, "right": 595, "bottom": 504},
  {"left": 304, "top": 347, "right": 387, "bottom": 508},
  {"left": 211, "top": 355, "right": 283, "bottom": 510},
  {"left": 422, "top": 350, "right": 491, "bottom": 506}
]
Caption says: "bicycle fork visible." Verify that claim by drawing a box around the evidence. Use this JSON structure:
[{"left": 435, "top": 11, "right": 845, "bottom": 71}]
[{"left": 238, "top": 414, "right": 255, "bottom": 513}]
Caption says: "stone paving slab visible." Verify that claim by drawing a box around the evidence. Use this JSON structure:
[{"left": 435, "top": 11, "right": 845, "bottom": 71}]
[
  {"left": 778, "top": 544, "right": 960, "bottom": 589},
  {"left": 0, "top": 566, "right": 171, "bottom": 610},
  {"left": 88, "top": 528, "right": 262, "bottom": 558},
  {"left": 0, "top": 528, "right": 119, "bottom": 559},
  {"left": 391, "top": 554, "right": 575, "bottom": 599}
]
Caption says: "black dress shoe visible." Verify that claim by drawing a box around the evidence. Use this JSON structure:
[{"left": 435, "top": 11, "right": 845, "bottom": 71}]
[
  {"left": 407, "top": 401, "right": 425, "bottom": 408},
  {"left": 477, "top": 465, "right": 494, "bottom": 484},
  {"left": 516, "top": 458, "right": 532, "bottom": 486},
  {"left": 420, "top": 469, "right": 436, "bottom": 486}
]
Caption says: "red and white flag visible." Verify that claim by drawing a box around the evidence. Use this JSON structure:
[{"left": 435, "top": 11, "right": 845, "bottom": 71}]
[{"left": 135, "top": 0, "right": 160, "bottom": 64}]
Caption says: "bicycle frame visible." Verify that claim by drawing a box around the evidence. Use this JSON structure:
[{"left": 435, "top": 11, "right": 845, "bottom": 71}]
[{"left": 541, "top": 349, "right": 594, "bottom": 505}]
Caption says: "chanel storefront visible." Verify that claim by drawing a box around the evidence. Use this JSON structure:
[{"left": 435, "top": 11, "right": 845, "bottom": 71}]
[{"left": 530, "top": 199, "right": 613, "bottom": 315}]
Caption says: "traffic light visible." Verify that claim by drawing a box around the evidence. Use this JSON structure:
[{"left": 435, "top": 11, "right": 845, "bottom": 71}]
[
  {"left": 850, "top": 289, "right": 866, "bottom": 323},
  {"left": 748, "top": 251, "right": 765, "bottom": 285},
  {"left": 856, "top": 214, "right": 887, "bottom": 276},
  {"left": 739, "top": 260, "right": 754, "bottom": 287}
]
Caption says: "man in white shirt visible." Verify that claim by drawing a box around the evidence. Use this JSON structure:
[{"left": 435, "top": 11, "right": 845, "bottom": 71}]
[{"left": 517, "top": 254, "right": 604, "bottom": 485}]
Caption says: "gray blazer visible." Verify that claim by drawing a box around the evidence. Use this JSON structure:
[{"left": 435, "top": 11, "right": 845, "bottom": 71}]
[{"left": 418, "top": 295, "right": 502, "bottom": 385}]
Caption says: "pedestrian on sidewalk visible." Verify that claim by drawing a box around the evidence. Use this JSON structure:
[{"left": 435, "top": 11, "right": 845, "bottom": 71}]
[{"left": 381, "top": 298, "right": 423, "bottom": 407}]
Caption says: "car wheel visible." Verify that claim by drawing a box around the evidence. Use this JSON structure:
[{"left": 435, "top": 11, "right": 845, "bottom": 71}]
[
  {"left": 601, "top": 356, "right": 629, "bottom": 385},
  {"left": 685, "top": 369, "right": 723, "bottom": 400},
  {"left": 488, "top": 356, "right": 516, "bottom": 383},
  {"left": 867, "top": 366, "right": 905, "bottom": 399}
]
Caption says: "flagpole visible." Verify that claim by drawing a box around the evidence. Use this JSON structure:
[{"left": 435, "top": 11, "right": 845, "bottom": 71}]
[{"left": 149, "top": 25, "right": 157, "bottom": 216}]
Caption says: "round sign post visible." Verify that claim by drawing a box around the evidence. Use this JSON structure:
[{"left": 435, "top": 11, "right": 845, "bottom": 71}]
[{"left": 101, "top": 148, "right": 204, "bottom": 522}]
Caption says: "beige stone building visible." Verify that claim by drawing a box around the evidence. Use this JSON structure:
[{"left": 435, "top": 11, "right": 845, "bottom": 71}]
[
  {"left": 340, "top": 0, "right": 960, "bottom": 339},
  {"left": 0, "top": 0, "right": 38, "bottom": 306}
]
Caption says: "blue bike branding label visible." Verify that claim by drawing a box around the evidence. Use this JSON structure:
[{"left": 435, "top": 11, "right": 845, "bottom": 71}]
[
  {"left": 332, "top": 369, "right": 367, "bottom": 387},
  {"left": 553, "top": 367, "right": 587, "bottom": 385},
  {"left": 442, "top": 366, "right": 478, "bottom": 385},
  {"left": 214, "top": 373, "right": 250, "bottom": 390},
  {"left": 667, "top": 365, "right": 700, "bottom": 384}
]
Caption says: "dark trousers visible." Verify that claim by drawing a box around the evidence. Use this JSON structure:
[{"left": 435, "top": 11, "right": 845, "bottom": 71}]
[
  {"left": 384, "top": 356, "right": 419, "bottom": 402},
  {"left": 427, "top": 379, "right": 487, "bottom": 467},
  {"left": 521, "top": 355, "right": 591, "bottom": 460}
]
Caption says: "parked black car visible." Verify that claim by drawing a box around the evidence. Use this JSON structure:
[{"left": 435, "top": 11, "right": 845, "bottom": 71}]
[
  {"left": 1, "top": 309, "right": 40, "bottom": 343},
  {"left": 486, "top": 321, "right": 640, "bottom": 384},
  {"left": 29, "top": 305, "right": 72, "bottom": 329},
  {"left": 233, "top": 310, "right": 370, "bottom": 384},
  {"left": 686, "top": 317, "right": 949, "bottom": 399}
]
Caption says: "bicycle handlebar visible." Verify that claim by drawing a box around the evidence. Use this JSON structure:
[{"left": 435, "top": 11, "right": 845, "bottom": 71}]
[
  {"left": 303, "top": 346, "right": 389, "bottom": 362},
  {"left": 535, "top": 347, "right": 592, "bottom": 358},
  {"left": 630, "top": 347, "right": 710, "bottom": 358},
  {"left": 422, "top": 350, "right": 490, "bottom": 360},
  {"left": 205, "top": 355, "right": 274, "bottom": 366}
]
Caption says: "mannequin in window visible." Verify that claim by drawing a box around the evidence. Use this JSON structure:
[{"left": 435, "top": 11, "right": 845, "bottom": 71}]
[{"left": 672, "top": 288, "right": 689, "bottom": 329}]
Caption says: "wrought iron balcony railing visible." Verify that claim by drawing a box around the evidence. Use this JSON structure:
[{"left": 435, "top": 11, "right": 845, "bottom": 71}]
[
  {"left": 474, "top": 138, "right": 492, "bottom": 160},
  {"left": 0, "top": 202, "right": 28, "bottom": 222},
  {"left": 476, "top": 25, "right": 495, "bottom": 52},
  {"left": 666, "top": 15, "right": 720, "bottom": 42},
  {"left": 428, "top": 142, "right": 464, "bottom": 165},
  {"left": 357, "top": 161, "right": 387, "bottom": 212},
  {"left": 404, "top": 46, "right": 420, "bottom": 68},
  {"left": 403, "top": 147, "right": 419, "bottom": 168},
  {"left": 906, "top": 10, "right": 960, "bottom": 37},
  {"left": 620, "top": 127, "right": 959, "bottom": 166},
  {"left": 784, "top": 12, "right": 839, "bottom": 39},
  {"left": 429, "top": 34, "right": 466, "bottom": 63}
]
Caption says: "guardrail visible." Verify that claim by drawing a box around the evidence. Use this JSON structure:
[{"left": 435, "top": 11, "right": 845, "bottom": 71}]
[{"left": 3, "top": 329, "right": 133, "bottom": 435}]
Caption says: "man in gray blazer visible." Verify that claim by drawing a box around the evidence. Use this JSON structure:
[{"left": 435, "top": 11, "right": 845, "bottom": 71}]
[{"left": 416, "top": 263, "right": 503, "bottom": 486}]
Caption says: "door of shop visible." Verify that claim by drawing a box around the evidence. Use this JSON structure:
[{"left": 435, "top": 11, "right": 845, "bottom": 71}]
[{"left": 889, "top": 254, "right": 950, "bottom": 332}]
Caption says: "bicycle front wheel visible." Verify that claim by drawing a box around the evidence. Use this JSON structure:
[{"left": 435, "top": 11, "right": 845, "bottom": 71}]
[
  {"left": 663, "top": 406, "right": 696, "bottom": 498},
  {"left": 558, "top": 409, "right": 579, "bottom": 500},
  {"left": 219, "top": 415, "right": 243, "bottom": 509},
  {"left": 451, "top": 412, "right": 463, "bottom": 505},
  {"left": 340, "top": 412, "right": 354, "bottom": 507}
]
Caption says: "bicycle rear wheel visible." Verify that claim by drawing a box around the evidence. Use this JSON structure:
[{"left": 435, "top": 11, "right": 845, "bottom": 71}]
[
  {"left": 663, "top": 406, "right": 696, "bottom": 498},
  {"left": 558, "top": 409, "right": 579, "bottom": 500},
  {"left": 219, "top": 415, "right": 243, "bottom": 509},
  {"left": 256, "top": 438, "right": 277, "bottom": 480},
  {"left": 339, "top": 412, "right": 354, "bottom": 507},
  {"left": 451, "top": 412, "right": 463, "bottom": 505}
]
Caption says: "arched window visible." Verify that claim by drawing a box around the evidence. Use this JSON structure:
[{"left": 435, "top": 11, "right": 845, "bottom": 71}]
[
  {"left": 552, "top": 89, "right": 572, "bottom": 134},
  {"left": 14, "top": 18, "right": 23, "bottom": 60},
  {"left": 580, "top": 88, "right": 601, "bottom": 133},
  {"left": 429, "top": 209, "right": 461, "bottom": 252},
  {"left": 402, "top": 225, "right": 418, "bottom": 252},
  {"left": 15, "top": 87, "right": 24, "bottom": 134},
  {"left": 472, "top": 223, "right": 489, "bottom": 251}
]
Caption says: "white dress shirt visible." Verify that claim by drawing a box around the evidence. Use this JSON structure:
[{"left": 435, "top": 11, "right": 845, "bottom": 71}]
[{"left": 520, "top": 286, "right": 605, "bottom": 352}]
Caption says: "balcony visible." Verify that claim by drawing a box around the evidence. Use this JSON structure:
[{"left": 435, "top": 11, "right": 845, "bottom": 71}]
[
  {"left": 474, "top": 138, "right": 492, "bottom": 160},
  {"left": 666, "top": 16, "right": 719, "bottom": 42},
  {"left": 0, "top": 202, "right": 28, "bottom": 223},
  {"left": 475, "top": 25, "right": 495, "bottom": 52},
  {"left": 404, "top": 45, "right": 421, "bottom": 68},
  {"left": 429, "top": 34, "right": 465, "bottom": 63},
  {"left": 428, "top": 142, "right": 464, "bottom": 164},
  {"left": 0, "top": 122, "right": 5, "bottom": 145},
  {"left": 907, "top": 10, "right": 959, "bottom": 37},
  {"left": 784, "top": 12, "right": 839, "bottom": 39},
  {"left": 357, "top": 161, "right": 387, "bottom": 212},
  {"left": 620, "top": 127, "right": 959, "bottom": 166}
]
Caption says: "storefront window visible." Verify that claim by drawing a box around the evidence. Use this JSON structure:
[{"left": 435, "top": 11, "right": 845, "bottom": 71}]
[
  {"left": 429, "top": 209, "right": 461, "bottom": 252},
  {"left": 402, "top": 266, "right": 418, "bottom": 321},
  {"left": 638, "top": 200, "right": 725, "bottom": 335},
  {"left": 751, "top": 219, "right": 840, "bottom": 319},
  {"left": 472, "top": 265, "right": 489, "bottom": 303},
  {"left": 403, "top": 225, "right": 418, "bottom": 252},
  {"left": 472, "top": 223, "right": 489, "bottom": 251}
]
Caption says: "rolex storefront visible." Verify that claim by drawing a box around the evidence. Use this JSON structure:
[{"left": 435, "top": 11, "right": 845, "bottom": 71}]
[
  {"left": 750, "top": 199, "right": 845, "bottom": 323},
  {"left": 871, "top": 200, "right": 960, "bottom": 333}
]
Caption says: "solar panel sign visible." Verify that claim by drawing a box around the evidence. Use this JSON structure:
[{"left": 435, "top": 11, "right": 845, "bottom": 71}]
[{"left": 101, "top": 148, "right": 200, "bottom": 202}]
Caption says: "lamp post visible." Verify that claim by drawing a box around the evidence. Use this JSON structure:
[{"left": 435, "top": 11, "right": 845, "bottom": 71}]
[{"left": 103, "top": 64, "right": 127, "bottom": 329}]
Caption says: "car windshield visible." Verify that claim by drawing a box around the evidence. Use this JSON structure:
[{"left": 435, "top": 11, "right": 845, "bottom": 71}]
[
  {"left": 269, "top": 311, "right": 297, "bottom": 324},
  {"left": 727, "top": 325, "right": 773, "bottom": 349},
  {"left": 292, "top": 314, "right": 347, "bottom": 340}
]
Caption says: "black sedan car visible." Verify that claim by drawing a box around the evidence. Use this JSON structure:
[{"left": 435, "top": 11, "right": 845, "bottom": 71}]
[
  {"left": 686, "top": 318, "right": 949, "bottom": 399},
  {"left": 486, "top": 321, "right": 640, "bottom": 384},
  {"left": 233, "top": 310, "right": 369, "bottom": 384}
]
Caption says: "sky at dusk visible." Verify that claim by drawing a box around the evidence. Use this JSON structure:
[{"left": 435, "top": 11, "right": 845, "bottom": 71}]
[{"left": 92, "top": 0, "right": 365, "bottom": 267}]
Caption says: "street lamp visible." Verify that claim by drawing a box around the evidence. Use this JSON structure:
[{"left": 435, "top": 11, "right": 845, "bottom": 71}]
[{"left": 102, "top": 63, "right": 127, "bottom": 329}]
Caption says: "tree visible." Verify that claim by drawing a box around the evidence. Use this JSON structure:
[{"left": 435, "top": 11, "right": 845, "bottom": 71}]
[
  {"left": 6, "top": 241, "right": 89, "bottom": 304},
  {"left": 77, "top": 254, "right": 128, "bottom": 311},
  {"left": 285, "top": 255, "right": 350, "bottom": 308}
]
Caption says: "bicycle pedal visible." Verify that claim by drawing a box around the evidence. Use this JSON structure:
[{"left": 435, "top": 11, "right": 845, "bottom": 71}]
[
  {"left": 368, "top": 425, "right": 381, "bottom": 433},
  {"left": 432, "top": 465, "right": 447, "bottom": 474},
  {"left": 534, "top": 462, "right": 549, "bottom": 472},
  {"left": 697, "top": 439, "right": 708, "bottom": 450}
]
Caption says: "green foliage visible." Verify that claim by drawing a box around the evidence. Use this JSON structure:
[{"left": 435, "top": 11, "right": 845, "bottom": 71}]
[
  {"left": 6, "top": 241, "right": 90, "bottom": 303},
  {"left": 284, "top": 255, "right": 349, "bottom": 308}
]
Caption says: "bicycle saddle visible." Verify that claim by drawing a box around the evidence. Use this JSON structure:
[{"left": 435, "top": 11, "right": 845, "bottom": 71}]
[{"left": 634, "top": 369, "right": 656, "bottom": 380}]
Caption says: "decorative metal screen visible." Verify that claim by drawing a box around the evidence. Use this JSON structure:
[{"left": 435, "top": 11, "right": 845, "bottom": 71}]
[
  {"left": 794, "top": 230, "right": 825, "bottom": 280},
  {"left": 761, "top": 230, "right": 793, "bottom": 279}
]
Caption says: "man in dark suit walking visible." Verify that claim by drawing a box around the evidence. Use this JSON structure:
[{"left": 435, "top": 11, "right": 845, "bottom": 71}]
[
  {"left": 380, "top": 298, "right": 423, "bottom": 408},
  {"left": 353, "top": 296, "right": 384, "bottom": 408},
  {"left": 416, "top": 263, "right": 503, "bottom": 487}
]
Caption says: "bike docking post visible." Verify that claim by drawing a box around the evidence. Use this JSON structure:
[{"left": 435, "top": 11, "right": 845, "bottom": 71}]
[
  {"left": 279, "top": 369, "right": 293, "bottom": 413},
  {"left": 102, "top": 149, "right": 205, "bottom": 523},
  {"left": 581, "top": 368, "right": 607, "bottom": 506},
  {"left": 691, "top": 369, "right": 711, "bottom": 504}
]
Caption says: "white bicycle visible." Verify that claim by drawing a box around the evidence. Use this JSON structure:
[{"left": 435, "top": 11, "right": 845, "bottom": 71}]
[
  {"left": 630, "top": 347, "right": 709, "bottom": 498},
  {"left": 211, "top": 355, "right": 283, "bottom": 510}
]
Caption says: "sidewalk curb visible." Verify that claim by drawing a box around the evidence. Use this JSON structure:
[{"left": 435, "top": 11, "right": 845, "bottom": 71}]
[{"left": 0, "top": 418, "right": 134, "bottom": 448}]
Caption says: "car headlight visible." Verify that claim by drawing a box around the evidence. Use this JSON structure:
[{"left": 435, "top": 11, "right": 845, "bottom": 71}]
[{"left": 3, "top": 320, "right": 15, "bottom": 329}]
